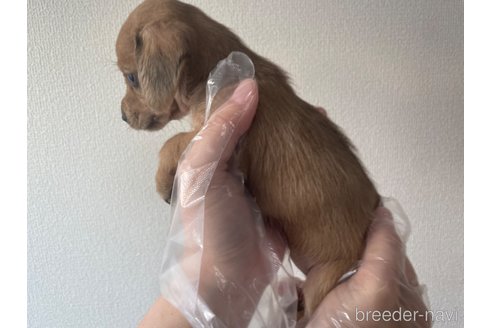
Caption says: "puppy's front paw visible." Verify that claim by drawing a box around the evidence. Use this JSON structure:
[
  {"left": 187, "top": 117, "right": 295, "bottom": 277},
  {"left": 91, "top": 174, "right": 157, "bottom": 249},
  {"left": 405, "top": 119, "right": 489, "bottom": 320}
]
[
  {"left": 156, "top": 131, "right": 197, "bottom": 204},
  {"left": 156, "top": 164, "right": 175, "bottom": 204}
]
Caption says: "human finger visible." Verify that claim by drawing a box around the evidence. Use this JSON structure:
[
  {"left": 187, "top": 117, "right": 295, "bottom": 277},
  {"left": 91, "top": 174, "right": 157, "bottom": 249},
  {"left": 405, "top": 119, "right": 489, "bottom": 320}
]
[
  {"left": 183, "top": 79, "right": 258, "bottom": 170},
  {"left": 354, "top": 207, "right": 405, "bottom": 290}
]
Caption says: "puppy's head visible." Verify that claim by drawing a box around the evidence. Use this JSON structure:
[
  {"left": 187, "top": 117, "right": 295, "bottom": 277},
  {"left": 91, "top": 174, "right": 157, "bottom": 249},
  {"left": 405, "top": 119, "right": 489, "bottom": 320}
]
[{"left": 116, "top": 0, "right": 246, "bottom": 131}]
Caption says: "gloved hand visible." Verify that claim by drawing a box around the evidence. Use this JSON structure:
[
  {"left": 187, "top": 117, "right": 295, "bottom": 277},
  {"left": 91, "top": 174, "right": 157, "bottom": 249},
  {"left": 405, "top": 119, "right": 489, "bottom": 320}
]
[
  {"left": 306, "top": 202, "right": 431, "bottom": 328},
  {"left": 159, "top": 79, "right": 297, "bottom": 328},
  {"left": 158, "top": 77, "right": 429, "bottom": 328}
]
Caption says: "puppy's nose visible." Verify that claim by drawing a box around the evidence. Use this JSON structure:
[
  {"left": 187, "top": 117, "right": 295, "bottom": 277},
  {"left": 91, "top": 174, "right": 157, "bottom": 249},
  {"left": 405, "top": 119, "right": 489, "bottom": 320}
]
[{"left": 121, "top": 110, "right": 128, "bottom": 123}]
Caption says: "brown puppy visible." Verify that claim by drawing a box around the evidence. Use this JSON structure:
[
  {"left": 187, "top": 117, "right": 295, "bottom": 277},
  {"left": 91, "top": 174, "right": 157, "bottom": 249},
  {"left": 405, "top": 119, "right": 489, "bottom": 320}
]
[{"left": 116, "top": 0, "right": 380, "bottom": 318}]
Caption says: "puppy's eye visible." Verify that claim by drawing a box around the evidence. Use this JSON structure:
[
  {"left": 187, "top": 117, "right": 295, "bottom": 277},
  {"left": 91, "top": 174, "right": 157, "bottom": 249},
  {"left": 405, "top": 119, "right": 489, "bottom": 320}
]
[{"left": 126, "top": 73, "right": 138, "bottom": 88}]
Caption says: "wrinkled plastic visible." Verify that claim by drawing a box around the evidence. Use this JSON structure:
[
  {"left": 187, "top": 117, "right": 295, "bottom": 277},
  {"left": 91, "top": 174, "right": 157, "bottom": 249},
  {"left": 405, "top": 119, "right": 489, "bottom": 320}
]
[
  {"left": 159, "top": 52, "right": 428, "bottom": 328},
  {"left": 159, "top": 52, "right": 298, "bottom": 328},
  {"left": 205, "top": 52, "right": 256, "bottom": 122}
]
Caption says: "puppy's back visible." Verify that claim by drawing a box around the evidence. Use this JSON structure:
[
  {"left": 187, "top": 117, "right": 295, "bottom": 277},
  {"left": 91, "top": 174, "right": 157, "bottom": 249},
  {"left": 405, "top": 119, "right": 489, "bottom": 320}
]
[{"left": 237, "top": 56, "right": 379, "bottom": 314}]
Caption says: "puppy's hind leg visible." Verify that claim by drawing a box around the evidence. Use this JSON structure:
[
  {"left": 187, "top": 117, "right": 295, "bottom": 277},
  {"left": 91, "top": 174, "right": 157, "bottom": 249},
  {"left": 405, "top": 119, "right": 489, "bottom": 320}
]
[
  {"left": 156, "top": 131, "right": 197, "bottom": 203},
  {"left": 302, "top": 259, "right": 356, "bottom": 318}
]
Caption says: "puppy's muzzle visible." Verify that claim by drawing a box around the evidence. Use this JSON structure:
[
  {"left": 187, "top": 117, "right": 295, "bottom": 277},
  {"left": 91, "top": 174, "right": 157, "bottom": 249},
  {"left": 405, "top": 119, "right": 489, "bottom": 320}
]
[{"left": 121, "top": 109, "right": 128, "bottom": 123}]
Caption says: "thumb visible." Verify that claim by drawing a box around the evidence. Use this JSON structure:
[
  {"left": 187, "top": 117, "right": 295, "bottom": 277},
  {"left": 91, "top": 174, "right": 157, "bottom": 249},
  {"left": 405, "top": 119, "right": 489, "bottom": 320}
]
[{"left": 184, "top": 79, "right": 258, "bottom": 169}]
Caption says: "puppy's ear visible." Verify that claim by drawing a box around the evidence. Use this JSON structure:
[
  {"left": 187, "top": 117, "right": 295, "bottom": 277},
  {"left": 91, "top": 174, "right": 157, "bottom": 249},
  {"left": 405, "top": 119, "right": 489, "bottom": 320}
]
[{"left": 135, "top": 21, "right": 188, "bottom": 112}]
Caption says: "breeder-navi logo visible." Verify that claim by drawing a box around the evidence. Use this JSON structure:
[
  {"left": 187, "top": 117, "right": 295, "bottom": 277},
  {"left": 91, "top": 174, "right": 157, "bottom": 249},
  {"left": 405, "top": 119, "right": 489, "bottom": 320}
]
[{"left": 355, "top": 307, "right": 459, "bottom": 323}]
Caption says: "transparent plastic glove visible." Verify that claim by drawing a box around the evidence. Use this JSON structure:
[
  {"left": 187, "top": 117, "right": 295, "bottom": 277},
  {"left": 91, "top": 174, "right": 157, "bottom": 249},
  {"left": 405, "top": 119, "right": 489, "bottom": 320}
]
[
  {"left": 159, "top": 76, "right": 297, "bottom": 328},
  {"left": 306, "top": 198, "right": 431, "bottom": 328}
]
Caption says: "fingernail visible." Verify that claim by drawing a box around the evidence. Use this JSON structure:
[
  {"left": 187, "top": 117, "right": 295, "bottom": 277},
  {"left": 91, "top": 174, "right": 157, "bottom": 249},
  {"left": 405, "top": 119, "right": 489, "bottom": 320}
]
[
  {"left": 230, "top": 79, "right": 256, "bottom": 105},
  {"left": 375, "top": 207, "right": 393, "bottom": 220}
]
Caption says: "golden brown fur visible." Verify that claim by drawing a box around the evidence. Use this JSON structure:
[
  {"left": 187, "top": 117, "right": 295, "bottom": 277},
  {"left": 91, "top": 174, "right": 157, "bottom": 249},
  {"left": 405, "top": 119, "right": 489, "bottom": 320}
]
[{"left": 116, "top": 0, "right": 380, "bottom": 318}]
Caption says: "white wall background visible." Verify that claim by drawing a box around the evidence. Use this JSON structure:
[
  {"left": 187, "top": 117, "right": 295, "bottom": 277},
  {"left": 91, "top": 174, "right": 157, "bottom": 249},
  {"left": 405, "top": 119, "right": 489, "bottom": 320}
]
[{"left": 28, "top": 0, "right": 463, "bottom": 327}]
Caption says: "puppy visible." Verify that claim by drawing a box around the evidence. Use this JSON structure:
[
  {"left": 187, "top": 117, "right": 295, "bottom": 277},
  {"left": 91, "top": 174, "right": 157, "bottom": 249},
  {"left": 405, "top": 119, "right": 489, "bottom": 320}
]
[{"left": 116, "top": 0, "right": 380, "bottom": 318}]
